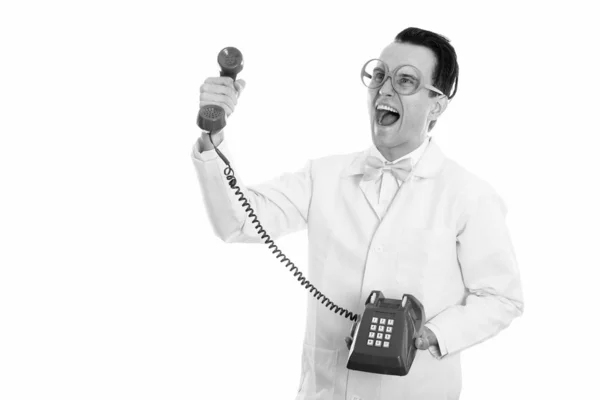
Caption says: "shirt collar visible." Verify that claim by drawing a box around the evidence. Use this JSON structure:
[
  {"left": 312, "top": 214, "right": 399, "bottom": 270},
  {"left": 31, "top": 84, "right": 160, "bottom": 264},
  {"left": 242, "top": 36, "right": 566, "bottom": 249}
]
[
  {"left": 342, "top": 136, "right": 446, "bottom": 179},
  {"left": 368, "top": 136, "right": 431, "bottom": 167}
]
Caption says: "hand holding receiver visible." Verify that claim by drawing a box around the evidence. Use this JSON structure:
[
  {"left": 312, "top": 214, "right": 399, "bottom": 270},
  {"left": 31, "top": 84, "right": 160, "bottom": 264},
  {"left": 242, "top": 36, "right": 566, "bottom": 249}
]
[
  {"left": 197, "top": 46, "right": 246, "bottom": 151},
  {"left": 197, "top": 77, "right": 245, "bottom": 151},
  {"left": 199, "top": 77, "right": 246, "bottom": 119}
]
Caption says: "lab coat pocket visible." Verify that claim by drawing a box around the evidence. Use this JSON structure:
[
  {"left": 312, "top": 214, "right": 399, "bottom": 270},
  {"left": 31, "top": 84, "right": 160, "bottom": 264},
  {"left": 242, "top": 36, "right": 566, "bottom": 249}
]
[{"left": 297, "top": 343, "right": 338, "bottom": 400}]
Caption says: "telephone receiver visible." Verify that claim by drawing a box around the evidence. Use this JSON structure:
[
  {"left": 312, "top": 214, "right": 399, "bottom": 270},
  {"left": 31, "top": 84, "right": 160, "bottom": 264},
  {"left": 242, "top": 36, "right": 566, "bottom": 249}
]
[
  {"left": 196, "top": 46, "right": 244, "bottom": 133},
  {"left": 347, "top": 290, "right": 426, "bottom": 376},
  {"left": 196, "top": 48, "right": 426, "bottom": 377}
]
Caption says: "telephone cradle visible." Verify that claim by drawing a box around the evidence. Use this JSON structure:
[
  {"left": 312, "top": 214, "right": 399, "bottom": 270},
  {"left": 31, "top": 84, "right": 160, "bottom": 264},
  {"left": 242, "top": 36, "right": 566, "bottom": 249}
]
[{"left": 347, "top": 290, "right": 425, "bottom": 376}]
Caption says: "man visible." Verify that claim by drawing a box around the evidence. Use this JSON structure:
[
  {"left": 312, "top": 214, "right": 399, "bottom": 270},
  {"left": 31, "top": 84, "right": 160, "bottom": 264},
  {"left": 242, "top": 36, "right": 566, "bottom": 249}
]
[{"left": 191, "top": 27, "right": 524, "bottom": 400}]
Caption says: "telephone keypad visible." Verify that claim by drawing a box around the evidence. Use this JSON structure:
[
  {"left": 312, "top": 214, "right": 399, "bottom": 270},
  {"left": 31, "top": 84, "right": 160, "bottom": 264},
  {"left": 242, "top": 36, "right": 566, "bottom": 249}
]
[{"left": 366, "top": 316, "right": 396, "bottom": 347}]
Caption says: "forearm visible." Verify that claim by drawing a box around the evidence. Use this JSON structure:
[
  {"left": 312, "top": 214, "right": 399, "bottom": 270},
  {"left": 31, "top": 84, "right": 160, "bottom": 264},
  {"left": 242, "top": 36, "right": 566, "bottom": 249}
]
[
  {"left": 191, "top": 138, "right": 311, "bottom": 243},
  {"left": 426, "top": 289, "right": 523, "bottom": 358},
  {"left": 191, "top": 139, "right": 251, "bottom": 242},
  {"left": 426, "top": 190, "right": 524, "bottom": 358}
]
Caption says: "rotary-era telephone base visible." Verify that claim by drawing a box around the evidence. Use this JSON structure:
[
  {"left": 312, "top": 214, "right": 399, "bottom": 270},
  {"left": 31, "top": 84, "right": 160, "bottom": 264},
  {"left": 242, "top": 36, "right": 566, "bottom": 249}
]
[{"left": 346, "top": 290, "right": 425, "bottom": 376}]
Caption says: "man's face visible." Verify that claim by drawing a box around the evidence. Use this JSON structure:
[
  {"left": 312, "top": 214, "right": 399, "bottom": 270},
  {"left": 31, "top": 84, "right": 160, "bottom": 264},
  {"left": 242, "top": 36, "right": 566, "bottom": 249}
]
[{"left": 367, "top": 42, "right": 440, "bottom": 153}]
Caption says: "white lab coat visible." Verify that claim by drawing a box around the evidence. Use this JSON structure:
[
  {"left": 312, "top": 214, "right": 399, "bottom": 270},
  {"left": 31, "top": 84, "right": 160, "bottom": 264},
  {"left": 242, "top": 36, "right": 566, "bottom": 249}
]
[{"left": 191, "top": 137, "right": 524, "bottom": 400}]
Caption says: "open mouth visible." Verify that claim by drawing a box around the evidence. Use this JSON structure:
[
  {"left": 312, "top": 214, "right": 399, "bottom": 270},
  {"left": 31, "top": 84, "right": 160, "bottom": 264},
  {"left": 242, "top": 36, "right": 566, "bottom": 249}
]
[{"left": 376, "top": 104, "right": 400, "bottom": 126}]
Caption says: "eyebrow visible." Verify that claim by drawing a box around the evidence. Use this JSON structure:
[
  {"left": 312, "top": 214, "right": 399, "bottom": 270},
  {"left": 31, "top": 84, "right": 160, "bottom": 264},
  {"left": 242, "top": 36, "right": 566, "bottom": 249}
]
[{"left": 397, "top": 72, "right": 418, "bottom": 80}]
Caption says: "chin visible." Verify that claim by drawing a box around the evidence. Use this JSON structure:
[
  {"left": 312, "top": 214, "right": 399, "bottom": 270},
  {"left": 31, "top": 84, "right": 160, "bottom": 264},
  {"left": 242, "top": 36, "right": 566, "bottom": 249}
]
[{"left": 371, "top": 121, "right": 403, "bottom": 145}]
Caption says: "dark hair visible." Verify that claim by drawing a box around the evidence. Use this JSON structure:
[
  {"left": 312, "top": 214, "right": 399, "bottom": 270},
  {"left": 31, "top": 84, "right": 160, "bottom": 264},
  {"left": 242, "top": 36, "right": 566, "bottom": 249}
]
[{"left": 395, "top": 27, "right": 459, "bottom": 131}]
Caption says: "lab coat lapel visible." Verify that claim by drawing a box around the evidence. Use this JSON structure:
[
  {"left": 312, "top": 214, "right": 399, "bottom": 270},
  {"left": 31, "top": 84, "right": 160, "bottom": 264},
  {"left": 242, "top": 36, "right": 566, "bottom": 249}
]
[
  {"left": 343, "top": 150, "right": 381, "bottom": 220},
  {"left": 380, "top": 138, "right": 448, "bottom": 225},
  {"left": 359, "top": 178, "right": 382, "bottom": 221}
]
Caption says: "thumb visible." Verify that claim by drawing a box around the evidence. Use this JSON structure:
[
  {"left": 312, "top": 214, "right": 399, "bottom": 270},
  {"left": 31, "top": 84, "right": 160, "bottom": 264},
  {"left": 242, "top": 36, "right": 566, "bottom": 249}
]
[
  {"left": 234, "top": 79, "right": 246, "bottom": 97},
  {"left": 415, "top": 335, "right": 430, "bottom": 350}
]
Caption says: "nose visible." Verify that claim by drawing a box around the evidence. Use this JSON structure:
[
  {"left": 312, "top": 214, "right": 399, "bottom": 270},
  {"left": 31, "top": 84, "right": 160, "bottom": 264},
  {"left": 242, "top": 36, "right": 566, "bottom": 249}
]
[{"left": 379, "top": 75, "right": 394, "bottom": 96}]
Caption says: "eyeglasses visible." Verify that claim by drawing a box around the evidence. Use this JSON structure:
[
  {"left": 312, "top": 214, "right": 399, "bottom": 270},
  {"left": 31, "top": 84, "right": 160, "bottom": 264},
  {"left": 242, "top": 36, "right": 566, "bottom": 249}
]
[{"left": 361, "top": 59, "right": 446, "bottom": 97}]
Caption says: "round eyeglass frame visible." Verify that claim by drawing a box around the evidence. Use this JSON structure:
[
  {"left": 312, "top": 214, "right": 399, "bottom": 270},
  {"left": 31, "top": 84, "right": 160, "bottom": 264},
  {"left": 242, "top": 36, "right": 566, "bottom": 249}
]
[{"left": 361, "top": 58, "right": 446, "bottom": 97}]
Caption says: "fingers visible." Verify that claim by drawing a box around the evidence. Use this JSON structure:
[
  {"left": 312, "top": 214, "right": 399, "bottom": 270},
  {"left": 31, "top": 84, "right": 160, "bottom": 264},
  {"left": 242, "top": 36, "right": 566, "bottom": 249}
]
[
  {"left": 203, "top": 76, "right": 236, "bottom": 86},
  {"left": 350, "top": 320, "right": 359, "bottom": 337},
  {"left": 345, "top": 336, "right": 353, "bottom": 350},
  {"left": 234, "top": 79, "right": 246, "bottom": 96},
  {"left": 201, "top": 82, "right": 237, "bottom": 101},
  {"left": 202, "top": 77, "right": 246, "bottom": 98},
  {"left": 200, "top": 77, "right": 245, "bottom": 117}
]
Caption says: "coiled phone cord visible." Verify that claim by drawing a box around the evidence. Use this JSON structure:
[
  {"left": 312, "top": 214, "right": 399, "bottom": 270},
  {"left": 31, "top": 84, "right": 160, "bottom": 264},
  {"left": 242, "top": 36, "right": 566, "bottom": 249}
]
[{"left": 208, "top": 133, "right": 358, "bottom": 322}]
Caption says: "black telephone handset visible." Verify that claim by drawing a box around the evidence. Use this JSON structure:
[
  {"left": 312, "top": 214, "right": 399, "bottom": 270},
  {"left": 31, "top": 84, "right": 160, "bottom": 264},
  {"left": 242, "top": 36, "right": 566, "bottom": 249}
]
[
  {"left": 197, "top": 48, "right": 426, "bottom": 377},
  {"left": 197, "top": 47, "right": 243, "bottom": 133},
  {"left": 347, "top": 290, "right": 425, "bottom": 376}
]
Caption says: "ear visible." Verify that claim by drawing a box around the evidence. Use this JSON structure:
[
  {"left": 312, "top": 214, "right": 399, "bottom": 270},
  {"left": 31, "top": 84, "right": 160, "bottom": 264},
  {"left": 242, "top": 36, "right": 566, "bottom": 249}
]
[{"left": 428, "top": 96, "right": 449, "bottom": 121}]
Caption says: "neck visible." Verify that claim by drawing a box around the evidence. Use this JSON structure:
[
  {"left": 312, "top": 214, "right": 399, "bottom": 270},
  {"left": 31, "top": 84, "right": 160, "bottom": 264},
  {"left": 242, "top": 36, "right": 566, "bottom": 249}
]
[{"left": 376, "top": 137, "right": 426, "bottom": 162}]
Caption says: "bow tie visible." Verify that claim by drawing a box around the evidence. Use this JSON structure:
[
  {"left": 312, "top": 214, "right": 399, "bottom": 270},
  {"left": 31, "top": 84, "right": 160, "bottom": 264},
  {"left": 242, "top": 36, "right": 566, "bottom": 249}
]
[{"left": 362, "top": 156, "right": 413, "bottom": 181}]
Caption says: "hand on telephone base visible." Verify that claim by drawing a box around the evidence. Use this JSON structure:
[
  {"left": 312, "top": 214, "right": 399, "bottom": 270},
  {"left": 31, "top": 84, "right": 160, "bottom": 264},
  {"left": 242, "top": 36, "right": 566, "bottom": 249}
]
[{"left": 414, "top": 326, "right": 439, "bottom": 350}]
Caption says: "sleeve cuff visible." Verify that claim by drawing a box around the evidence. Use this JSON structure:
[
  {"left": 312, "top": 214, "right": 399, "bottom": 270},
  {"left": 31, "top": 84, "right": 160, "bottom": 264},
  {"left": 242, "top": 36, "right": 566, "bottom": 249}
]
[
  {"left": 191, "top": 137, "right": 228, "bottom": 162},
  {"left": 425, "top": 322, "right": 448, "bottom": 359}
]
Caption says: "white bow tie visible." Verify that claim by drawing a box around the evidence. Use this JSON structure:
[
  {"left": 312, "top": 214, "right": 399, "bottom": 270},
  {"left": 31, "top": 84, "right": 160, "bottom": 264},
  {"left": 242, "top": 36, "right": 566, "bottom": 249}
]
[{"left": 362, "top": 156, "right": 413, "bottom": 182}]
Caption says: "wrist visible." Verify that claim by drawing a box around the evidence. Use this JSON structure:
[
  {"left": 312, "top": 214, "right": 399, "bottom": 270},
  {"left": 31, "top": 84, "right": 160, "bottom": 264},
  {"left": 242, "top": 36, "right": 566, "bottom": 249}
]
[{"left": 199, "top": 131, "right": 224, "bottom": 151}]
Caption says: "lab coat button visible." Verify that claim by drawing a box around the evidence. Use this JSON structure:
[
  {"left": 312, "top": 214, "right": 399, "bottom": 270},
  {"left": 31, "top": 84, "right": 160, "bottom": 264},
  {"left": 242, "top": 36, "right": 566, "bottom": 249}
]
[{"left": 375, "top": 245, "right": 383, "bottom": 253}]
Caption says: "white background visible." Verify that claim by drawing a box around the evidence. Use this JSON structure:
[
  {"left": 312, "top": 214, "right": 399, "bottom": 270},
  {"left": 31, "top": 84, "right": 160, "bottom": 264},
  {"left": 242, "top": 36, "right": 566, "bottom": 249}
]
[{"left": 1, "top": 1, "right": 599, "bottom": 399}]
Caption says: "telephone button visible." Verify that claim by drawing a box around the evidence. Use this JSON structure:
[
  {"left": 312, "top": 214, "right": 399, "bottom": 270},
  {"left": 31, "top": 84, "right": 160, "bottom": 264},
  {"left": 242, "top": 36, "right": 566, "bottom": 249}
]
[
  {"left": 387, "top": 319, "right": 394, "bottom": 326},
  {"left": 376, "top": 333, "right": 383, "bottom": 339},
  {"left": 380, "top": 318, "right": 387, "bottom": 324},
  {"left": 383, "top": 341, "right": 390, "bottom": 348},
  {"left": 385, "top": 334, "right": 391, "bottom": 340},
  {"left": 368, "top": 332, "right": 375, "bottom": 339},
  {"left": 378, "top": 326, "right": 385, "bottom": 332},
  {"left": 371, "top": 317, "right": 378, "bottom": 323},
  {"left": 386, "top": 327, "right": 393, "bottom": 333},
  {"left": 367, "top": 339, "right": 374, "bottom": 346},
  {"left": 370, "top": 324, "right": 377, "bottom": 331},
  {"left": 375, "top": 340, "right": 382, "bottom": 347}
]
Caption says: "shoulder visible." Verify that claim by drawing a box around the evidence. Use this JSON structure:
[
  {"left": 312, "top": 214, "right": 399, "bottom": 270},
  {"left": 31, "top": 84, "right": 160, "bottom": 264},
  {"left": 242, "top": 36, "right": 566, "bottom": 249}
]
[
  {"left": 440, "top": 156, "right": 500, "bottom": 200},
  {"left": 311, "top": 150, "right": 363, "bottom": 167},
  {"left": 438, "top": 155, "right": 508, "bottom": 223},
  {"left": 307, "top": 150, "right": 365, "bottom": 177}
]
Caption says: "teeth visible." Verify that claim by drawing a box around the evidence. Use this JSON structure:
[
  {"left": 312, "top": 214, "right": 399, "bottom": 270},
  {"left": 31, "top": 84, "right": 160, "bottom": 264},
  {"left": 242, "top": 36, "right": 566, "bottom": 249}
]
[{"left": 376, "top": 104, "right": 399, "bottom": 114}]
